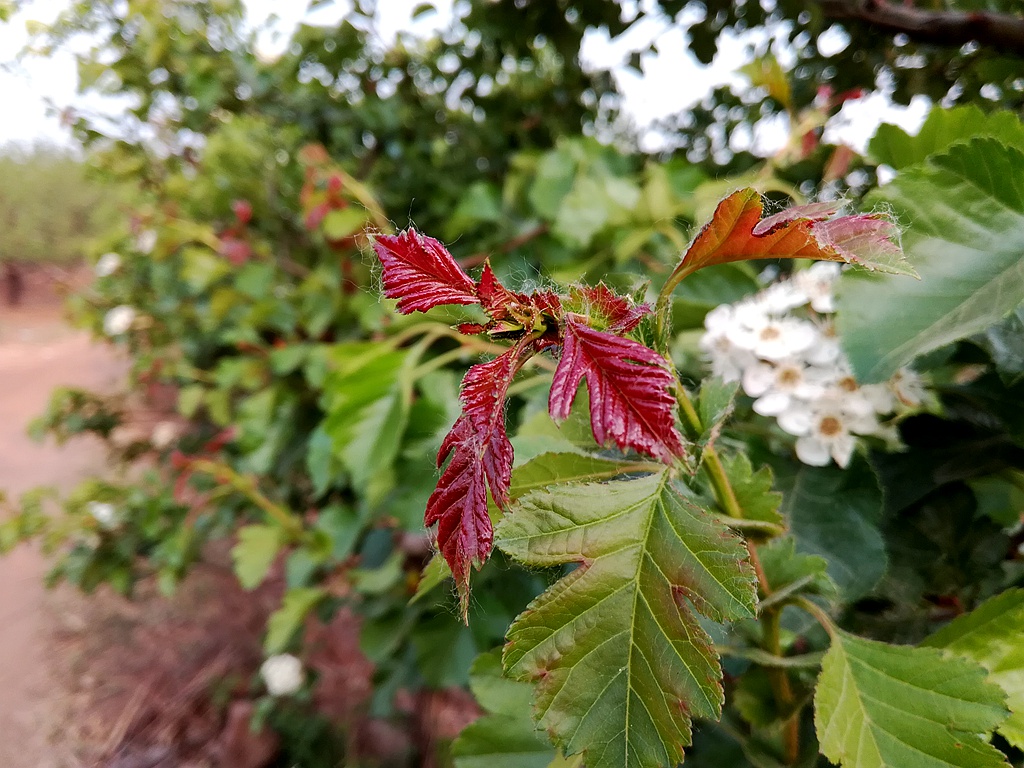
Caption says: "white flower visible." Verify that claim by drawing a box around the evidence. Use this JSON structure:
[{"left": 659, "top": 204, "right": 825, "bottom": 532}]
[
  {"left": 794, "top": 261, "right": 842, "bottom": 313},
  {"left": 742, "top": 358, "right": 826, "bottom": 416},
  {"left": 151, "top": 421, "right": 179, "bottom": 449},
  {"left": 700, "top": 305, "right": 756, "bottom": 382},
  {"left": 95, "top": 252, "right": 122, "bottom": 277},
  {"left": 87, "top": 501, "right": 118, "bottom": 530},
  {"left": 136, "top": 229, "right": 157, "bottom": 254},
  {"left": 889, "top": 368, "right": 926, "bottom": 408},
  {"left": 260, "top": 654, "right": 303, "bottom": 696},
  {"left": 727, "top": 311, "right": 818, "bottom": 362},
  {"left": 103, "top": 305, "right": 136, "bottom": 336},
  {"left": 778, "top": 393, "right": 879, "bottom": 468},
  {"left": 861, "top": 383, "right": 897, "bottom": 414},
  {"left": 760, "top": 281, "right": 808, "bottom": 313}
]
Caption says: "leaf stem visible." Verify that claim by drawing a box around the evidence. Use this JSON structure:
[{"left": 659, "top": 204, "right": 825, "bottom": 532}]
[
  {"left": 187, "top": 459, "right": 302, "bottom": 537},
  {"left": 763, "top": 608, "right": 801, "bottom": 765},
  {"left": 653, "top": 261, "right": 697, "bottom": 353},
  {"left": 674, "top": 377, "right": 803, "bottom": 763},
  {"left": 794, "top": 596, "right": 837, "bottom": 638}
]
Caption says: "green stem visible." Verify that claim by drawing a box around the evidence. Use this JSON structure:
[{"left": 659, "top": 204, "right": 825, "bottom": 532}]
[
  {"left": 188, "top": 459, "right": 302, "bottom": 537},
  {"left": 673, "top": 379, "right": 801, "bottom": 762},
  {"left": 410, "top": 346, "right": 474, "bottom": 379},
  {"left": 763, "top": 608, "right": 801, "bottom": 765},
  {"left": 794, "top": 596, "right": 837, "bottom": 638}
]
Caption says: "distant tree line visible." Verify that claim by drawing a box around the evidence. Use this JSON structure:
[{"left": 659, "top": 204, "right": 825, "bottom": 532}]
[{"left": 0, "top": 143, "right": 121, "bottom": 304}]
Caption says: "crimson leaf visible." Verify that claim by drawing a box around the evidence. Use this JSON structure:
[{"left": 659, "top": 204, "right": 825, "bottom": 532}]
[
  {"left": 426, "top": 339, "right": 531, "bottom": 614},
  {"left": 374, "top": 228, "right": 479, "bottom": 313},
  {"left": 549, "top": 316, "right": 685, "bottom": 464},
  {"left": 568, "top": 283, "right": 650, "bottom": 333}
]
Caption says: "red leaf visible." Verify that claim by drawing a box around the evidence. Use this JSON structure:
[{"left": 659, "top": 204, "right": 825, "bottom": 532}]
[
  {"left": 569, "top": 283, "right": 650, "bottom": 333},
  {"left": 677, "top": 188, "right": 907, "bottom": 276},
  {"left": 476, "top": 261, "right": 526, "bottom": 318},
  {"left": 374, "top": 229, "right": 479, "bottom": 314},
  {"left": 425, "top": 341, "right": 530, "bottom": 613},
  {"left": 549, "top": 317, "right": 685, "bottom": 463},
  {"left": 305, "top": 202, "right": 330, "bottom": 231}
]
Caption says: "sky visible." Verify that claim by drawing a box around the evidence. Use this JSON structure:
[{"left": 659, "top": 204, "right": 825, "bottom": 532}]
[{"left": 0, "top": 0, "right": 928, "bottom": 153}]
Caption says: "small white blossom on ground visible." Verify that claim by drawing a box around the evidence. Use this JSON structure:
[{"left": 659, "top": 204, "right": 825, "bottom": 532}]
[
  {"left": 95, "top": 252, "right": 122, "bottom": 277},
  {"left": 87, "top": 501, "right": 118, "bottom": 530},
  {"left": 260, "top": 653, "right": 304, "bottom": 696},
  {"left": 103, "top": 305, "right": 137, "bottom": 336},
  {"left": 151, "top": 421, "right": 179, "bottom": 449},
  {"left": 136, "top": 229, "right": 157, "bottom": 254},
  {"left": 701, "top": 263, "right": 930, "bottom": 467}
]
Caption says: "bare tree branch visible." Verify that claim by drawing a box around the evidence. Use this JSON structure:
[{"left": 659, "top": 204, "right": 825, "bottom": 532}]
[{"left": 816, "top": 0, "right": 1024, "bottom": 57}]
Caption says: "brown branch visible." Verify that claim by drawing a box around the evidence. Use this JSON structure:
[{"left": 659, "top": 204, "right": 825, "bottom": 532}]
[
  {"left": 816, "top": 0, "right": 1024, "bottom": 57},
  {"left": 458, "top": 224, "right": 550, "bottom": 269}
]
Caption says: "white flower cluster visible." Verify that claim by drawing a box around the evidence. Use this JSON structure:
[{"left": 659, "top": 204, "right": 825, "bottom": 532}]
[
  {"left": 700, "top": 262, "right": 926, "bottom": 467},
  {"left": 95, "top": 252, "right": 122, "bottom": 277},
  {"left": 260, "top": 653, "right": 304, "bottom": 696},
  {"left": 87, "top": 501, "right": 119, "bottom": 530},
  {"left": 103, "top": 305, "right": 136, "bottom": 336}
]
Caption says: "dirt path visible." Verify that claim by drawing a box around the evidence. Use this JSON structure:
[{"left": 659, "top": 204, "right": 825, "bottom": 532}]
[{"left": 0, "top": 301, "right": 125, "bottom": 765}]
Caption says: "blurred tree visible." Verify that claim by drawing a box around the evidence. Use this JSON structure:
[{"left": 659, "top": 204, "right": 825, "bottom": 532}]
[{"left": 0, "top": 144, "right": 121, "bottom": 303}]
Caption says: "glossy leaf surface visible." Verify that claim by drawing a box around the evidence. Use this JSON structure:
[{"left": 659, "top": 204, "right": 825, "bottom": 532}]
[
  {"left": 497, "top": 471, "right": 757, "bottom": 768},
  {"left": 925, "top": 589, "right": 1024, "bottom": 750},
  {"left": 677, "top": 188, "right": 910, "bottom": 278},
  {"left": 549, "top": 317, "right": 685, "bottom": 464},
  {"left": 815, "top": 630, "right": 1010, "bottom": 768},
  {"left": 838, "top": 138, "right": 1024, "bottom": 382},
  {"left": 869, "top": 105, "right": 1024, "bottom": 170},
  {"left": 373, "top": 228, "right": 479, "bottom": 313},
  {"left": 427, "top": 343, "right": 527, "bottom": 609}
]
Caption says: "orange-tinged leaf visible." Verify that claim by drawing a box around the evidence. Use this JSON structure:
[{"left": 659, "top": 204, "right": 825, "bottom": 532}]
[{"left": 677, "top": 189, "right": 911, "bottom": 278}]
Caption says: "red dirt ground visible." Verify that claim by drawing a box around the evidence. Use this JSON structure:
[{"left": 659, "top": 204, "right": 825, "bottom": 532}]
[{"left": 0, "top": 278, "right": 126, "bottom": 765}]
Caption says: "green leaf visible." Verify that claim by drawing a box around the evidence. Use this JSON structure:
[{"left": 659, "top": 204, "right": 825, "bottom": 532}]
[
  {"left": 454, "top": 650, "right": 558, "bottom": 768},
  {"left": 529, "top": 149, "right": 577, "bottom": 215},
  {"left": 696, "top": 377, "right": 738, "bottom": 449},
  {"left": 719, "top": 453, "right": 783, "bottom": 530},
  {"left": 554, "top": 175, "right": 611, "bottom": 247},
  {"left": 322, "top": 342, "right": 410, "bottom": 492},
  {"left": 757, "top": 537, "right": 837, "bottom": 608},
  {"left": 496, "top": 471, "right": 757, "bottom": 768},
  {"left": 322, "top": 207, "right": 366, "bottom": 240},
  {"left": 775, "top": 458, "right": 885, "bottom": 600},
  {"left": 314, "top": 502, "right": 361, "bottom": 563},
  {"left": 838, "top": 138, "right": 1024, "bottom": 382},
  {"left": 924, "top": 588, "right": 1024, "bottom": 750},
  {"left": 264, "top": 587, "right": 326, "bottom": 654},
  {"left": 869, "top": 105, "right": 1024, "bottom": 170},
  {"left": 978, "top": 306, "right": 1024, "bottom": 386},
  {"left": 351, "top": 551, "right": 404, "bottom": 595},
  {"left": 446, "top": 181, "right": 503, "bottom": 237},
  {"left": 513, "top": 388, "right": 602, "bottom": 463},
  {"left": 968, "top": 474, "right": 1024, "bottom": 527},
  {"left": 410, "top": 552, "right": 452, "bottom": 604},
  {"left": 508, "top": 451, "right": 649, "bottom": 498},
  {"left": 177, "top": 384, "right": 205, "bottom": 418},
  {"left": 231, "top": 524, "right": 283, "bottom": 590},
  {"left": 815, "top": 630, "right": 1010, "bottom": 768},
  {"left": 411, "top": 2, "right": 436, "bottom": 20},
  {"left": 487, "top": 452, "right": 654, "bottom": 528}
]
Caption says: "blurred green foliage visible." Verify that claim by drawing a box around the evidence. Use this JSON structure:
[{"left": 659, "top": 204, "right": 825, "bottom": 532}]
[
  {"left": 2, "top": 1, "right": 1024, "bottom": 766},
  {"left": 0, "top": 143, "right": 122, "bottom": 264}
]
